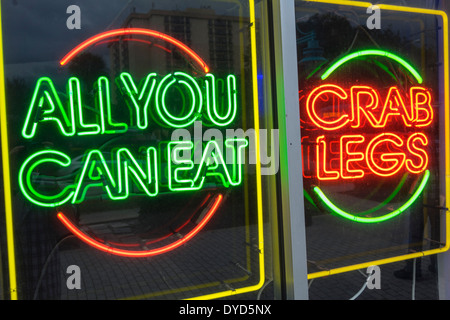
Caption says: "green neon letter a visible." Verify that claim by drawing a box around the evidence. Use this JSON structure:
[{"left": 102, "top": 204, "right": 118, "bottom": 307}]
[
  {"left": 72, "top": 150, "right": 118, "bottom": 204},
  {"left": 193, "top": 138, "right": 247, "bottom": 188},
  {"left": 22, "top": 77, "right": 76, "bottom": 139}
]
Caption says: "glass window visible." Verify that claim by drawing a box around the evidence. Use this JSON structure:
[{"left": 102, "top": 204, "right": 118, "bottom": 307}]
[
  {"left": 0, "top": 0, "right": 276, "bottom": 300},
  {"left": 295, "top": 0, "right": 448, "bottom": 297}
]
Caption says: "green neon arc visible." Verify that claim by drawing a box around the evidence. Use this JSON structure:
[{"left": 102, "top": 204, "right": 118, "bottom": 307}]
[
  {"left": 356, "top": 173, "right": 408, "bottom": 216},
  {"left": 313, "top": 170, "right": 430, "bottom": 223},
  {"left": 321, "top": 49, "right": 423, "bottom": 84}
]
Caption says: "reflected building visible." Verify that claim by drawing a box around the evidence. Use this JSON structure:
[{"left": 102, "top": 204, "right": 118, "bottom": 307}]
[{"left": 109, "top": 7, "right": 245, "bottom": 79}]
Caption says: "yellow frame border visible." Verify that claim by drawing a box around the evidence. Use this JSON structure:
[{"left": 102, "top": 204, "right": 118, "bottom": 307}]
[
  {"left": 303, "top": 0, "right": 450, "bottom": 280},
  {"left": 0, "top": 1, "right": 265, "bottom": 300},
  {"left": 188, "top": 0, "right": 266, "bottom": 299},
  {"left": 0, "top": 2, "right": 17, "bottom": 300}
]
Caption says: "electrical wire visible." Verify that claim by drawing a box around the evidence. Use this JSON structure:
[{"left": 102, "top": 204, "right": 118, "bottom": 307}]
[
  {"left": 307, "top": 269, "right": 371, "bottom": 300},
  {"left": 349, "top": 281, "right": 368, "bottom": 300},
  {"left": 33, "top": 235, "right": 76, "bottom": 300},
  {"left": 256, "top": 278, "right": 273, "bottom": 300},
  {"left": 349, "top": 269, "right": 372, "bottom": 300}
]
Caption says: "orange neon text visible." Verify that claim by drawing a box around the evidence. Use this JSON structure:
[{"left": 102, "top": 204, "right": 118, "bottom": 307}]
[
  {"left": 303, "top": 133, "right": 429, "bottom": 181},
  {"left": 306, "top": 84, "right": 433, "bottom": 130}
]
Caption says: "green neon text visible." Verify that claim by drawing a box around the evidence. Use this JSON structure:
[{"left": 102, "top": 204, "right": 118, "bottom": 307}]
[
  {"left": 18, "top": 139, "right": 248, "bottom": 207},
  {"left": 22, "top": 72, "right": 238, "bottom": 138},
  {"left": 168, "top": 138, "right": 248, "bottom": 191}
]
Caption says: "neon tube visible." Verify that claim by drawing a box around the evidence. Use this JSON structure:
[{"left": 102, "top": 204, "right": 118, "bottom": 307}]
[
  {"left": 321, "top": 50, "right": 423, "bottom": 84},
  {"left": 57, "top": 193, "right": 223, "bottom": 257},
  {"left": 190, "top": 0, "right": 265, "bottom": 300},
  {"left": 314, "top": 170, "right": 430, "bottom": 223},
  {"left": 0, "top": 1, "right": 18, "bottom": 300},
  {"left": 305, "top": 0, "right": 372, "bottom": 6},
  {"left": 60, "top": 28, "right": 210, "bottom": 73}
]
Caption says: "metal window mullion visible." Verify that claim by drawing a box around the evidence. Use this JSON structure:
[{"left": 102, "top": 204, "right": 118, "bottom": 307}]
[{"left": 271, "top": 0, "right": 309, "bottom": 300}]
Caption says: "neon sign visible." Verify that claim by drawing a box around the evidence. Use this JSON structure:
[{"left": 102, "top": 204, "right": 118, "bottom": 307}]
[
  {"left": 22, "top": 72, "right": 238, "bottom": 139},
  {"left": 2, "top": 1, "right": 266, "bottom": 300},
  {"left": 305, "top": 84, "right": 432, "bottom": 181},
  {"left": 19, "top": 73, "right": 245, "bottom": 207},
  {"left": 297, "top": 0, "right": 450, "bottom": 284},
  {"left": 18, "top": 68, "right": 246, "bottom": 208},
  {"left": 306, "top": 84, "right": 433, "bottom": 131},
  {"left": 301, "top": 50, "right": 433, "bottom": 223},
  {"left": 18, "top": 139, "right": 247, "bottom": 208},
  {"left": 16, "top": 29, "right": 248, "bottom": 261}
]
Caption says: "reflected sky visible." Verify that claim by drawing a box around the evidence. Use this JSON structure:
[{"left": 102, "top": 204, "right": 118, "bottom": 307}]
[{"left": 1, "top": 0, "right": 246, "bottom": 69}]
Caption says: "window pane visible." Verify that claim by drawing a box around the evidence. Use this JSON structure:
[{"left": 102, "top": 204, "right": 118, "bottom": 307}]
[
  {"left": 0, "top": 0, "right": 275, "bottom": 300},
  {"left": 295, "top": 0, "right": 447, "bottom": 295}
]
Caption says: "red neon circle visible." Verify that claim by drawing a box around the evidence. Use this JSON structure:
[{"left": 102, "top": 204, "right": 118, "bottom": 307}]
[
  {"left": 57, "top": 29, "right": 218, "bottom": 256},
  {"left": 60, "top": 28, "right": 210, "bottom": 73},
  {"left": 57, "top": 194, "right": 223, "bottom": 258}
]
